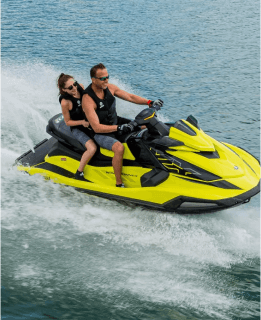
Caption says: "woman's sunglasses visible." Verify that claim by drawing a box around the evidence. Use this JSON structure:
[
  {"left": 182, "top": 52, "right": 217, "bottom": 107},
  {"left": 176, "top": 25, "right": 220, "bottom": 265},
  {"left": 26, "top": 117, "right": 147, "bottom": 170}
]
[
  {"left": 93, "top": 75, "right": 109, "bottom": 81},
  {"left": 64, "top": 81, "right": 77, "bottom": 90}
]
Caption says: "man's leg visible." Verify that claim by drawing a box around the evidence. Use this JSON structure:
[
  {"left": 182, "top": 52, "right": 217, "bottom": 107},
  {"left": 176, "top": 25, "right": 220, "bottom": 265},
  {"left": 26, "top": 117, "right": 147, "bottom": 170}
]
[
  {"left": 94, "top": 134, "right": 125, "bottom": 186},
  {"left": 111, "top": 141, "right": 124, "bottom": 185}
]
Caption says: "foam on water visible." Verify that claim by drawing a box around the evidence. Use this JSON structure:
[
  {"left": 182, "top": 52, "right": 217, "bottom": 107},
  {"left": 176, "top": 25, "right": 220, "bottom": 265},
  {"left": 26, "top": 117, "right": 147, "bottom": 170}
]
[
  {"left": 3, "top": 167, "right": 259, "bottom": 319},
  {"left": 2, "top": 62, "right": 260, "bottom": 319}
]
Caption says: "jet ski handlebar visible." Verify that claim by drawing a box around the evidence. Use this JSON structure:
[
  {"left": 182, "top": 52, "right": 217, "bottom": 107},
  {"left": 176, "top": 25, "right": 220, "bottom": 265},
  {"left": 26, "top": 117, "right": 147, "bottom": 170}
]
[{"left": 128, "top": 106, "right": 169, "bottom": 136}]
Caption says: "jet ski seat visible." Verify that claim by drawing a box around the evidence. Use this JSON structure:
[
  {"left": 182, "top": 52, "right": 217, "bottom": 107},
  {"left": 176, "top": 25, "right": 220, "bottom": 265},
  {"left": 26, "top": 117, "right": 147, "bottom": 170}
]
[{"left": 46, "top": 113, "right": 86, "bottom": 153}]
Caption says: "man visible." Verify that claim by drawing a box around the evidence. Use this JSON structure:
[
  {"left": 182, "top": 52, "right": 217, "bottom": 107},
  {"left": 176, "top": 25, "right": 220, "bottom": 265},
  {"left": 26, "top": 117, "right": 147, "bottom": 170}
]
[{"left": 82, "top": 63, "right": 163, "bottom": 188}]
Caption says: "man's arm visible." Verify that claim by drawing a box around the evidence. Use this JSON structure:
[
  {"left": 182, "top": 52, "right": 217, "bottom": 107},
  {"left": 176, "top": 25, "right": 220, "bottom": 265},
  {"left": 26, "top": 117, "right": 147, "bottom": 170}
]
[
  {"left": 82, "top": 94, "right": 118, "bottom": 133},
  {"left": 109, "top": 84, "right": 150, "bottom": 105}
]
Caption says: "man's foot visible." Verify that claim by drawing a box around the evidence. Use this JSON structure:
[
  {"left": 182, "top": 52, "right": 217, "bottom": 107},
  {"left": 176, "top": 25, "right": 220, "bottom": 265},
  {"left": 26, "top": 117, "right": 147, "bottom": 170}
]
[
  {"left": 75, "top": 170, "right": 87, "bottom": 181},
  {"left": 116, "top": 183, "right": 125, "bottom": 188}
]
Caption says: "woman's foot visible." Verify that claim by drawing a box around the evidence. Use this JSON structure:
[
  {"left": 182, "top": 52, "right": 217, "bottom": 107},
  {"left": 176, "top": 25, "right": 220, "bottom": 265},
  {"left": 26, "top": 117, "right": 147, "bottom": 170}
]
[{"left": 75, "top": 170, "right": 87, "bottom": 181}]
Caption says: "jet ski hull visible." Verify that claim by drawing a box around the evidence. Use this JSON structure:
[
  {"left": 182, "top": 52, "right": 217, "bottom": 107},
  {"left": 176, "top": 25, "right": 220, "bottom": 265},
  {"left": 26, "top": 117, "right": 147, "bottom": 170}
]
[{"left": 16, "top": 136, "right": 260, "bottom": 214}]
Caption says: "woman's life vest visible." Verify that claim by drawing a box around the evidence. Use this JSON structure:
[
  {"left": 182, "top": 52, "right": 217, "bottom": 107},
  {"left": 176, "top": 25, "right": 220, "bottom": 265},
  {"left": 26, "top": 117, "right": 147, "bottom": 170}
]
[{"left": 59, "top": 83, "right": 88, "bottom": 133}]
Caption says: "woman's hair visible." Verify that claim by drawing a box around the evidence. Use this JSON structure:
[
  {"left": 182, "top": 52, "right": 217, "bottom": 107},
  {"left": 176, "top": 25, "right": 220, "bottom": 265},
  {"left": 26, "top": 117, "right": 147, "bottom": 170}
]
[{"left": 57, "top": 73, "right": 74, "bottom": 95}]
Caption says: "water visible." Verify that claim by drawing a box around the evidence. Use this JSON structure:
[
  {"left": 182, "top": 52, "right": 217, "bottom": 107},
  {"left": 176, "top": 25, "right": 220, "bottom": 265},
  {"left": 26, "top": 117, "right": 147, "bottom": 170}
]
[{"left": 1, "top": 0, "right": 260, "bottom": 319}]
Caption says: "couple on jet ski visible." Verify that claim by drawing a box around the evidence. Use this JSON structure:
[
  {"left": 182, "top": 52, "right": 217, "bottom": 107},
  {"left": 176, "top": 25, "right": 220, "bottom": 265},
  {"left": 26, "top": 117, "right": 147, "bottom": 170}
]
[{"left": 58, "top": 63, "right": 163, "bottom": 187}]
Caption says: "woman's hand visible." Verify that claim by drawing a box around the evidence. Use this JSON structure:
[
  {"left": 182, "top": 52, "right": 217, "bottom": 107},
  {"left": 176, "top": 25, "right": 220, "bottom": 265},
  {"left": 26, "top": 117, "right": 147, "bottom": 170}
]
[{"left": 81, "top": 120, "right": 90, "bottom": 127}]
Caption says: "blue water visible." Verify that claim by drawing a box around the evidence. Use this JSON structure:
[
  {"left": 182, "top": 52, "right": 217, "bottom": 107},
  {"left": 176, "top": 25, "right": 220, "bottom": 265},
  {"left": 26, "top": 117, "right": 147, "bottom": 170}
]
[{"left": 1, "top": 0, "right": 260, "bottom": 319}]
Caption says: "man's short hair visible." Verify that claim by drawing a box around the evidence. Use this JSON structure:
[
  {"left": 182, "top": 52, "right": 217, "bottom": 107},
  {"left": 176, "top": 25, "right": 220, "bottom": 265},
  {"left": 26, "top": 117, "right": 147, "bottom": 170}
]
[{"left": 90, "top": 63, "right": 106, "bottom": 78}]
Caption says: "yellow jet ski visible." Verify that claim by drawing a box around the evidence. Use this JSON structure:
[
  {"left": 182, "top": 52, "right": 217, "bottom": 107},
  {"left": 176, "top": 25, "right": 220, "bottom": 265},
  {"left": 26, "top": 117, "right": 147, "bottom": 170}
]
[{"left": 15, "top": 107, "right": 260, "bottom": 213}]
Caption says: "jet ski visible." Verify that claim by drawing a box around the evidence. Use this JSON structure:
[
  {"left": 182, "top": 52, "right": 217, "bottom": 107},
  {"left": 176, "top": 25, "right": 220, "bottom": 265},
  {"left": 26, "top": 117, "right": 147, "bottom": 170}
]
[{"left": 15, "top": 107, "right": 260, "bottom": 213}]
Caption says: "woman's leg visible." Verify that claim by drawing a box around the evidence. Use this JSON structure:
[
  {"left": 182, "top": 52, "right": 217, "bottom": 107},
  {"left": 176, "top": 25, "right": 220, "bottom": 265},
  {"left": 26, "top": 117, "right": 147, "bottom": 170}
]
[
  {"left": 78, "top": 139, "right": 97, "bottom": 172},
  {"left": 71, "top": 129, "right": 97, "bottom": 179}
]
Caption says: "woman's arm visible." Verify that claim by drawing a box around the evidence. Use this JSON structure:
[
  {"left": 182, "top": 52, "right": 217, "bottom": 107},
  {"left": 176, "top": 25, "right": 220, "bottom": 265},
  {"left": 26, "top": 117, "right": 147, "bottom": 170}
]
[{"left": 61, "top": 99, "right": 88, "bottom": 127}]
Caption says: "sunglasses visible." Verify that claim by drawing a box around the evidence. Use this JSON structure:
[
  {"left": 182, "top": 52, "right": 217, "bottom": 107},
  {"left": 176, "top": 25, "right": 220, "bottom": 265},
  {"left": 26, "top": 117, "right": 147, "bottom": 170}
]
[
  {"left": 93, "top": 75, "right": 109, "bottom": 81},
  {"left": 64, "top": 81, "right": 77, "bottom": 90}
]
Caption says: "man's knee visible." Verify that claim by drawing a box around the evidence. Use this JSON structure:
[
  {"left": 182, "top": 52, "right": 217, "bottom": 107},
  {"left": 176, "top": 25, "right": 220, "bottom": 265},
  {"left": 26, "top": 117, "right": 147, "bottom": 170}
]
[{"left": 112, "top": 141, "right": 124, "bottom": 155}]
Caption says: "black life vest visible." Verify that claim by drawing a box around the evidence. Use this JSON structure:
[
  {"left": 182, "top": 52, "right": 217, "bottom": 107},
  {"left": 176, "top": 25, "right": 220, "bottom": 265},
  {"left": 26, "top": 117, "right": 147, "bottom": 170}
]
[
  {"left": 59, "top": 83, "right": 87, "bottom": 132},
  {"left": 83, "top": 84, "right": 117, "bottom": 125}
]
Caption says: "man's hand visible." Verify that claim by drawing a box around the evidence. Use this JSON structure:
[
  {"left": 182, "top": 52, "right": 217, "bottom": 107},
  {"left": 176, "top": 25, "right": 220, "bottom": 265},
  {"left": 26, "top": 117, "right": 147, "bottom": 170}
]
[
  {"left": 149, "top": 99, "right": 164, "bottom": 110},
  {"left": 117, "top": 123, "right": 135, "bottom": 135}
]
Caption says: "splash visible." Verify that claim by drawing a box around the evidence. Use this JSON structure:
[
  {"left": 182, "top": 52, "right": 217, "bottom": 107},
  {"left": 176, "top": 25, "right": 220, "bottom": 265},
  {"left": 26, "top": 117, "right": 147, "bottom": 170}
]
[{"left": 2, "top": 62, "right": 57, "bottom": 151}]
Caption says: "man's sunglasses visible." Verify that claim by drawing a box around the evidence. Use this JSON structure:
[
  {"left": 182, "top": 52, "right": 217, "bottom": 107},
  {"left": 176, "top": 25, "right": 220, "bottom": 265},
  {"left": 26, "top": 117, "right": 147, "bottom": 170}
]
[
  {"left": 64, "top": 81, "right": 77, "bottom": 90},
  {"left": 93, "top": 75, "right": 109, "bottom": 81}
]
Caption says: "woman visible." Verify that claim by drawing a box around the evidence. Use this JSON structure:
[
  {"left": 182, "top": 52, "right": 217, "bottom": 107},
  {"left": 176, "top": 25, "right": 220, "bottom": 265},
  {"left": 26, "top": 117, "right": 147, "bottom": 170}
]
[{"left": 57, "top": 73, "right": 97, "bottom": 181}]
